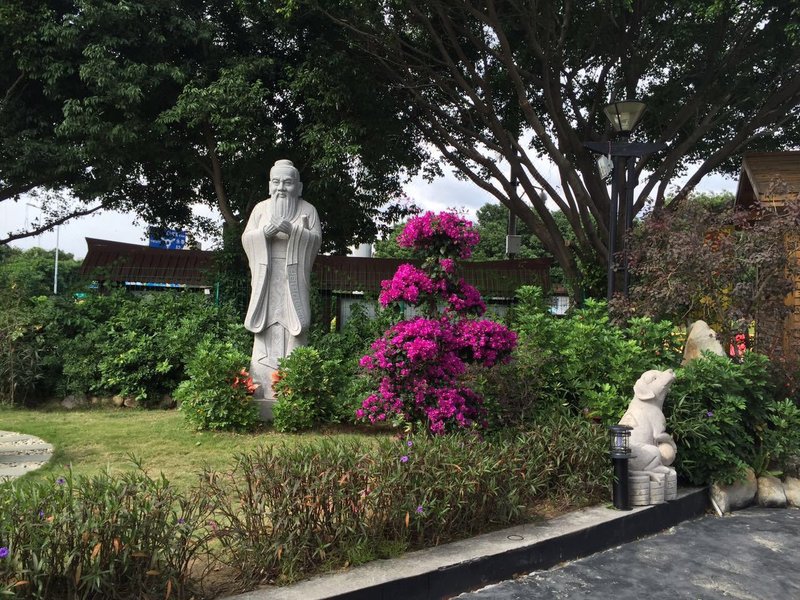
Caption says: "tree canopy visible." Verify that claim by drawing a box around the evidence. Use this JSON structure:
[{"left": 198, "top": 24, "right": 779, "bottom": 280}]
[
  {"left": 316, "top": 0, "right": 800, "bottom": 294},
  {"left": 0, "top": 246, "right": 82, "bottom": 299},
  {"left": 1, "top": 0, "right": 426, "bottom": 251}
]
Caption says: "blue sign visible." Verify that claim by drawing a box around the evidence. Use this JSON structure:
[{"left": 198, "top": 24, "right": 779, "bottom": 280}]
[{"left": 148, "top": 228, "right": 187, "bottom": 250}]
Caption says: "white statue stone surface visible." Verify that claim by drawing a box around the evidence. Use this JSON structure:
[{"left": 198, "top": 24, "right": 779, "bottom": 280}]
[
  {"left": 682, "top": 319, "right": 724, "bottom": 365},
  {"left": 242, "top": 160, "right": 322, "bottom": 411},
  {"left": 619, "top": 369, "right": 677, "bottom": 475}
]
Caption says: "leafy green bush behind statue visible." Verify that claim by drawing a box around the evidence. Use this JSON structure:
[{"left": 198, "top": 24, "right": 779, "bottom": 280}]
[
  {"left": 174, "top": 338, "right": 261, "bottom": 431},
  {"left": 667, "top": 351, "right": 800, "bottom": 485},
  {"left": 479, "top": 286, "right": 682, "bottom": 427},
  {"left": 272, "top": 302, "right": 399, "bottom": 432},
  {"left": 0, "top": 289, "right": 246, "bottom": 407}
]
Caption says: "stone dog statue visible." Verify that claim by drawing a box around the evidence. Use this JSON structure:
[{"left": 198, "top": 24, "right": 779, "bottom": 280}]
[{"left": 619, "top": 369, "right": 677, "bottom": 475}]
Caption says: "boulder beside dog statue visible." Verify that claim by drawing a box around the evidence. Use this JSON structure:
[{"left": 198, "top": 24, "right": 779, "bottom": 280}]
[{"left": 619, "top": 369, "right": 679, "bottom": 505}]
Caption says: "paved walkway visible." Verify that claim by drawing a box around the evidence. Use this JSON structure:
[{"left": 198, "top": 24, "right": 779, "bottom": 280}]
[
  {"left": 0, "top": 430, "right": 54, "bottom": 482},
  {"left": 458, "top": 507, "right": 800, "bottom": 600}
]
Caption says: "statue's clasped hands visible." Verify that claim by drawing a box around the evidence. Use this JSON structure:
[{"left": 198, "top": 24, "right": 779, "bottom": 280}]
[{"left": 263, "top": 218, "right": 293, "bottom": 238}]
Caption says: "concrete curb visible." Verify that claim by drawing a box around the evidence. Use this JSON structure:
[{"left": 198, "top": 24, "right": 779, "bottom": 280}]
[
  {"left": 0, "top": 430, "right": 54, "bottom": 482},
  {"left": 225, "top": 487, "right": 708, "bottom": 600}
]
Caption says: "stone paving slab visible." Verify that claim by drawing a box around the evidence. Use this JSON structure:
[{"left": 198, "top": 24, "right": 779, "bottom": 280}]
[{"left": 0, "top": 430, "right": 54, "bottom": 482}]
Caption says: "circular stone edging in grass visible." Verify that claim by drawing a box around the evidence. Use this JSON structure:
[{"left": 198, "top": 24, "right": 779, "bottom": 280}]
[{"left": 0, "top": 430, "right": 54, "bottom": 482}]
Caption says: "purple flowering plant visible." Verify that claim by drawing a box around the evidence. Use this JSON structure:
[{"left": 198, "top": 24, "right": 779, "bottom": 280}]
[{"left": 359, "top": 211, "right": 517, "bottom": 434}]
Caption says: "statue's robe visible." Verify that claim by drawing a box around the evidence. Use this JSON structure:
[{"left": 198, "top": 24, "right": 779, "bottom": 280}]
[{"left": 242, "top": 195, "right": 321, "bottom": 397}]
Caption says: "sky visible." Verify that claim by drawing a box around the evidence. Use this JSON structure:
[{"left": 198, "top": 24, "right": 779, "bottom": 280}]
[{"left": 3, "top": 164, "right": 738, "bottom": 259}]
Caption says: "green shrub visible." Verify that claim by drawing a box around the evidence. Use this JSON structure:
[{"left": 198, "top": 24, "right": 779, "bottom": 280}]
[
  {"left": 0, "top": 297, "right": 45, "bottom": 405},
  {"left": 203, "top": 414, "right": 610, "bottom": 585},
  {"left": 0, "top": 467, "right": 214, "bottom": 599},
  {"left": 272, "top": 347, "right": 340, "bottom": 432},
  {"left": 175, "top": 338, "right": 260, "bottom": 431},
  {"left": 667, "top": 351, "right": 800, "bottom": 485},
  {"left": 95, "top": 294, "right": 244, "bottom": 406},
  {"left": 52, "top": 291, "right": 247, "bottom": 406},
  {"left": 57, "top": 291, "right": 127, "bottom": 398},
  {"left": 272, "top": 302, "right": 400, "bottom": 430},
  {"left": 489, "top": 286, "right": 681, "bottom": 426}
]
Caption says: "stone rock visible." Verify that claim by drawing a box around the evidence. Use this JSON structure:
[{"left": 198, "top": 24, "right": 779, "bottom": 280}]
[
  {"left": 682, "top": 320, "right": 725, "bottom": 365},
  {"left": 709, "top": 467, "right": 757, "bottom": 513},
  {"left": 122, "top": 396, "right": 138, "bottom": 408},
  {"left": 88, "top": 395, "right": 101, "bottom": 406},
  {"left": 111, "top": 395, "right": 125, "bottom": 407},
  {"left": 61, "top": 393, "right": 87, "bottom": 409},
  {"left": 784, "top": 456, "right": 800, "bottom": 479},
  {"left": 158, "top": 394, "right": 176, "bottom": 409},
  {"left": 757, "top": 475, "right": 787, "bottom": 508},
  {"left": 784, "top": 477, "right": 800, "bottom": 508}
]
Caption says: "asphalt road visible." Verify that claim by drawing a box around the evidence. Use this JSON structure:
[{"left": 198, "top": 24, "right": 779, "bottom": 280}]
[{"left": 457, "top": 507, "right": 800, "bottom": 600}]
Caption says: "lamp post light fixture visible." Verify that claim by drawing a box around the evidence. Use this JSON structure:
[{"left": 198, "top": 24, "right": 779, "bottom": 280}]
[
  {"left": 583, "top": 100, "right": 667, "bottom": 301},
  {"left": 608, "top": 424, "right": 633, "bottom": 510},
  {"left": 602, "top": 101, "right": 648, "bottom": 135}
]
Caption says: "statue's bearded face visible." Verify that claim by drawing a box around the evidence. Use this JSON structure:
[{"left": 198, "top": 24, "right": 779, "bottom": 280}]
[{"left": 269, "top": 167, "right": 300, "bottom": 201}]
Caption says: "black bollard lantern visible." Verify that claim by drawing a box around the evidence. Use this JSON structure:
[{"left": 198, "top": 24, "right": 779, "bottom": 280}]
[{"left": 608, "top": 424, "right": 633, "bottom": 510}]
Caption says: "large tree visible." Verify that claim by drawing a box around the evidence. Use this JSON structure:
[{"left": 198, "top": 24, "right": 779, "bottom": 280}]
[
  {"left": 1, "top": 0, "right": 426, "bottom": 251},
  {"left": 316, "top": 0, "right": 800, "bottom": 294}
]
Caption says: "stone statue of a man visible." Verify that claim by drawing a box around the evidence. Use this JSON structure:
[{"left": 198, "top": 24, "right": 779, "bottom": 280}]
[{"left": 242, "top": 159, "right": 322, "bottom": 409}]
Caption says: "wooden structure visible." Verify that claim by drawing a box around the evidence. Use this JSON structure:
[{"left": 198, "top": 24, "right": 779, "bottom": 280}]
[
  {"left": 734, "top": 151, "right": 800, "bottom": 355},
  {"left": 81, "top": 238, "right": 551, "bottom": 327},
  {"left": 312, "top": 256, "right": 550, "bottom": 298},
  {"left": 80, "top": 238, "right": 215, "bottom": 289}
]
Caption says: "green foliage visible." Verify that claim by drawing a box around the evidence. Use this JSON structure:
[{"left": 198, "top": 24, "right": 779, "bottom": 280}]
[
  {"left": 471, "top": 203, "right": 542, "bottom": 260},
  {"left": 0, "top": 296, "right": 42, "bottom": 405},
  {"left": 2, "top": 0, "right": 422, "bottom": 250},
  {"left": 175, "top": 338, "right": 260, "bottom": 431},
  {"left": 59, "top": 292, "right": 246, "bottom": 406},
  {"left": 0, "top": 466, "right": 214, "bottom": 599},
  {"left": 273, "top": 302, "right": 399, "bottom": 430},
  {"left": 667, "top": 352, "right": 800, "bottom": 485},
  {"left": 492, "top": 286, "right": 681, "bottom": 426},
  {"left": 0, "top": 287, "right": 247, "bottom": 406},
  {"left": 203, "top": 416, "right": 610, "bottom": 585},
  {"left": 0, "top": 295, "right": 69, "bottom": 405},
  {"left": 272, "top": 347, "right": 339, "bottom": 432},
  {"left": 0, "top": 247, "right": 82, "bottom": 300},
  {"left": 0, "top": 248, "right": 86, "bottom": 404}
]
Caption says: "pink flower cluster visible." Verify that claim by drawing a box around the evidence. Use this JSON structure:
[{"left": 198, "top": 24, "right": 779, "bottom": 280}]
[
  {"left": 397, "top": 211, "right": 480, "bottom": 259},
  {"left": 358, "top": 211, "right": 516, "bottom": 435},
  {"left": 379, "top": 264, "right": 446, "bottom": 307},
  {"left": 455, "top": 319, "right": 518, "bottom": 367},
  {"left": 446, "top": 280, "right": 486, "bottom": 316},
  {"left": 358, "top": 314, "right": 515, "bottom": 433}
]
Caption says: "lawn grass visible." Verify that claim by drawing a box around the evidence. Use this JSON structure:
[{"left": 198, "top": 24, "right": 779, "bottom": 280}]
[{"left": 0, "top": 405, "right": 384, "bottom": 491}]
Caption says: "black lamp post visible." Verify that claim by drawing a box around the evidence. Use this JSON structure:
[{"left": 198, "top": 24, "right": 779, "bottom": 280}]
[
  {"left": 608, "top": 424, "right": 633, "bottom": 510},
  {"left": 584, "top": 100, "right": 667, "bottom": 301}
]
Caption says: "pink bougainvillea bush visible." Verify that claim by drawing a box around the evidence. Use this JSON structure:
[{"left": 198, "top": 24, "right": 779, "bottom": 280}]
[{"left": 358, "top": 211, "right": 517, "bottom": 434}]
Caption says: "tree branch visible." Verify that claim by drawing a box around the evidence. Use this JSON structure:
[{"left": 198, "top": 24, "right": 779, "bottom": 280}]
[{"left": 1, "top": 204, "right": 103, "bottom": 245}]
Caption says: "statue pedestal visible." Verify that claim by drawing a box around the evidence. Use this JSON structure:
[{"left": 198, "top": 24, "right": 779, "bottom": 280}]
[
  {"left": 253, "top": 398, "right": 276, "bottom": 421},
  {"left": 252, "top": 382, "right": 276, "bottom": 422}
]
